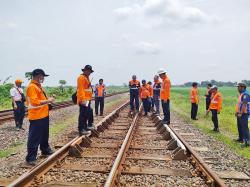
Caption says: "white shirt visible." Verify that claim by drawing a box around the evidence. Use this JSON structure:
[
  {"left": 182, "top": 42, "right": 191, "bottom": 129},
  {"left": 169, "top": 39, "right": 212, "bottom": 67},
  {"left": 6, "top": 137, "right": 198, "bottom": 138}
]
[{"left": 10, "top": 87, "right": 24, "bottom": 101}]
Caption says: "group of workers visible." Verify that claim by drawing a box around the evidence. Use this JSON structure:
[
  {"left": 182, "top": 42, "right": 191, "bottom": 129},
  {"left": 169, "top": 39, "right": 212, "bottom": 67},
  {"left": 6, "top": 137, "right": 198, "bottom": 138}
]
[
  {"left": 10, "top": 65, "right": 106, "bottom": 165},
  {"left": 190, "top": 82, "right": 250, "bottom": 147},
  {"left": 129, "top": 68, "right": 171, "bottom": 124},
  {"left": 9, "top": 65, "right": 249, "bottom": 165}
]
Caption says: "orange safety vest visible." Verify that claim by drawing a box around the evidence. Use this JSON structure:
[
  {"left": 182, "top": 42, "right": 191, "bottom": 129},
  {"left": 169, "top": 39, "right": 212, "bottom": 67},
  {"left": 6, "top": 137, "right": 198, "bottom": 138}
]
[
  {"left": 147, "top": 84, "right": 153, "bottom": 97},
  {"left": 95, "top": 84, "right": 105, "bottom": 97},
  {"left": 190, "top": 87, "right": 199, "bottom": 104},
  {"left": 140, "top": 85, "right": 150, "bottom": 99},
  {"left": 160, "top": 75, "right": 171, "bottom": 100},
  {"left": 235, "top": 93, "right": 250, "bottom": 113},
  {"left": 77, "top": 74, "right": 93, "bottom": 104},
  {"left": 129, "top": 80, "right": 140, "bottom": 90},
  {"left": 26, "top": 80, "right": 49, "bottom": 120},
  {"left": 209, "top": 92, "right": 222, "bottom": 112}
]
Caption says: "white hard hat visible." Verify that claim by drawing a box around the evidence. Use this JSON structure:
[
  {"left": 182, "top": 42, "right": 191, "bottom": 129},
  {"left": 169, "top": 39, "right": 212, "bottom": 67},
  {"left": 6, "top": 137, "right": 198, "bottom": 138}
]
[
  {"left": 211, "top": 85, "right": 218, "bottom": 90},
  {"left": 157, "top": 68, "right": 166, "bottom": 75}
]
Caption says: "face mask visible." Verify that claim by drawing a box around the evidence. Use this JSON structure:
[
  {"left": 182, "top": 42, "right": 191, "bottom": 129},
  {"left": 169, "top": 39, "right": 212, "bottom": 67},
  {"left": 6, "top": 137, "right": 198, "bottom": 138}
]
[{"left": 39, "top": 79, "right": 44, "bottom": 83}]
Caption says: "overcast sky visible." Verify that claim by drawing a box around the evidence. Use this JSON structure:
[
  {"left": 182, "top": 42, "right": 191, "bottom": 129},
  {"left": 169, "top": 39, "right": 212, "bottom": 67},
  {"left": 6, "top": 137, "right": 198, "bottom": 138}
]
[{"left": 0, "top": 0, "right": 249, "bottom": 86}]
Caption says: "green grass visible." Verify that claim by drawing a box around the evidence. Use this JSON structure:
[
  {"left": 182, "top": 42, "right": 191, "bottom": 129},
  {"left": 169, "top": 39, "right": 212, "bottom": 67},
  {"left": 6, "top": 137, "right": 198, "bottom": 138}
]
[{"left": 171, "top": 87, "right": 250, "bottom": 159}]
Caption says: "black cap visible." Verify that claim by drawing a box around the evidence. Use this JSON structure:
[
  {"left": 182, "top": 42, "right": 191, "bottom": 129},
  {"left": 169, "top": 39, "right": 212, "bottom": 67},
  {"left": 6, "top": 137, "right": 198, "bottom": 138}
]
[
  {"left": 82, "top": 65, "right": 94, "bottom": 73},
  {"left": 32, "top": 69, "right": 49, "bottom": 77},
  {"left": 236, "top": 82, "right": 246, "bottom": 88}
]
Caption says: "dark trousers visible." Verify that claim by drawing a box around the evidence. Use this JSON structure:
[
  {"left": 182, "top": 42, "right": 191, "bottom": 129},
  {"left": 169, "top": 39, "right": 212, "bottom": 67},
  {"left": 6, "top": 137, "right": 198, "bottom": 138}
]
[
  {"left": 161, "top": 100, "right": 170, "bottom": 124},
  {"left": 142, "top": 98, "right": 150, "bottom": 115},
  {"left": 237, "top": 114, "right": 249, "bottom": 142},
  {"left": 26, "top": 116, "right": 51, "bottom": 162},
  {"left": 206, "top": 98, "right": 210, "bottom": 110},
  {"left": 211, "top": 109, "right": 219, "bottom": 130},
  {"left": 95, "top": 97, "right": 104, "bottom": 115},
  {"left": 148, "top": 97, "right": 152, "bottom": 112},
  {"left": 191, "top": 103, "right": 198, "bottom": 120},
  {"left": 130, "top": 92, "right": 139, "bottom": 111},
  {"left": 153, "top": 96, "right": 160, "bottom": 113},
  {"left": 13, "top": 101, "right": 25, "bottom": 128},
  {"left": 78, "top": 102, "right": 93, "bottom": 132}
]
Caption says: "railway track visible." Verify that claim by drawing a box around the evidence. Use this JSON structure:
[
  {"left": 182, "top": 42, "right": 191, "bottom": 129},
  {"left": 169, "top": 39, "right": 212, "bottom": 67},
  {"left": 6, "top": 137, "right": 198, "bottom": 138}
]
[
  {"left": 0, "top": 92, "right": 127, "bottom": 124},
  {"left": 8, "top": 102, "right": 228, "bottom": 187}
]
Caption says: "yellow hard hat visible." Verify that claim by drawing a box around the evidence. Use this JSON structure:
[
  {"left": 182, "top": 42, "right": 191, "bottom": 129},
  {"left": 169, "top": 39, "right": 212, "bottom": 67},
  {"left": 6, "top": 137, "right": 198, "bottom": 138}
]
[{"left": 15, "top": 79, "right": 24, "bottom": 84}]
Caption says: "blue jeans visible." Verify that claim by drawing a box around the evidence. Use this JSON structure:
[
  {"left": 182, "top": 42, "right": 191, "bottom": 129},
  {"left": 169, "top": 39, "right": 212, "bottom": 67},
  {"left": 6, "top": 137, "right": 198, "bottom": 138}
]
[
  {"left": 26, "top": 116, "right": 51, "bottom": 162},
  {"left": 161, "top": 100, "right": 170, "bottom": 124}
]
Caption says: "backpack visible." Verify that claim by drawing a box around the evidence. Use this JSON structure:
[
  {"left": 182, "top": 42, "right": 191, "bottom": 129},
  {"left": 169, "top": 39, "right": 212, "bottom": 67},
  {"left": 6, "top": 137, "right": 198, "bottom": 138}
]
[{"left": 72, "top": 92, "right": 77, "bottom": 104}]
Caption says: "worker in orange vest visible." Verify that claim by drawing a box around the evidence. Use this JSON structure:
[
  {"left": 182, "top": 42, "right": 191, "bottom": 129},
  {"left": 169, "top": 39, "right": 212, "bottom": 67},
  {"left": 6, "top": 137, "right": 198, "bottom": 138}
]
[
  {"left": 152, "top": 75, "right": 161, "bottom": 114},
  {"left": 190, "top": 82, "right": 199, "bottom": 120},
  {"left": 140, "top": 80, "right": 151, "bottom": 116},
  {"left": 129, "top": 75, "right": 140, "bottom": 113},
  {"left": 147, "top": 81, "right": 153, "bottom": 112},
  {"left": 94, "top": 79, "right": 106, "bottom": 116},
  {"left": 158, "top": 69, "right": 171, "bottom": 124},
  {"left": 77, "top": 65, "right": 94, "bottom": 135},
  {"left": 206, "top": 85, "right": 222, "bottom": 132},
  {"left": 25, "top": 69, "right": 55, "bottom": 165},
  {"left": 235, "top": 82, "right": 250, "bottom": 147},
  {"left": 205, "top": 83, "right": 212, "bottom": 110}
]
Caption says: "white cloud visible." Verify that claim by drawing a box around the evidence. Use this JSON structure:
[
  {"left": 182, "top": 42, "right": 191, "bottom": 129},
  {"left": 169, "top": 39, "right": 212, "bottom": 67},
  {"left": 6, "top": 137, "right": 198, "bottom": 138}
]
[
  {"left": 0, "top": 20, "right": 18, "bottom": 29},
  {"left": 134, "top": 41, "right": 161, "bottom": 55},
  {"left": 113, "top": 0, "right": 219, "bottom": 28}
]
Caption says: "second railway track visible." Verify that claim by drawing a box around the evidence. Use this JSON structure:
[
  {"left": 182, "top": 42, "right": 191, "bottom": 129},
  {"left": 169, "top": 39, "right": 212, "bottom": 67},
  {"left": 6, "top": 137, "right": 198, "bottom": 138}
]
[
  {"left": 0, "top": 92, "right": 127, "bottom": 124},
  {"left": 8, "top": 101, "right": 228, "bottom": 187}
]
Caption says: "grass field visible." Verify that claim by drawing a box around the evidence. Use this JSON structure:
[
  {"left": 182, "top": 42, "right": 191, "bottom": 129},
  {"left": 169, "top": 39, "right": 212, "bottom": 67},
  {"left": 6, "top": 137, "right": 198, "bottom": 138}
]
[{"left": 171, "top": 87, "right": 250, "bottom": 159}]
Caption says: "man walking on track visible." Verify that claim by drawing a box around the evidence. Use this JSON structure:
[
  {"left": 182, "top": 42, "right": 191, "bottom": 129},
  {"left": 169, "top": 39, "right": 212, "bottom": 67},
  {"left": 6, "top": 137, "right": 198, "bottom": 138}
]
[
  {"left": 10, "top": 79, "right": 26, "bottom": 131},
  {"left": 129, "top": 75, "right": 140, "bottom": 114},
  {"left": 206, "top": 85, "right": 223, "bottom": 132},
  {"left": 158, "top": 69, "right": 171, "bottom": 125},
  {"left": 152, "top": 75, "right": 161, "bottom": 114},
  {"left": 25, "top": 69, "right": 55, "bottom": 165},
  {"left": 94, "top": 79, "right": 106, "bottom": 116},
  {"left": 77, "top": 65, "right": 94, "bottom": 135},
  {"left": 190, "top": 82, "right": 199, "bottom": 120},
  {"left": 235, "top": 82, "right": 250, "bottom": 147}
]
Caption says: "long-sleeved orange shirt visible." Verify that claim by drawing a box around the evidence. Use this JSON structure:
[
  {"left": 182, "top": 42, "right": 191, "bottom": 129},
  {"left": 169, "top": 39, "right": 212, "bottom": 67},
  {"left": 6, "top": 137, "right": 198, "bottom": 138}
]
[
  {"left": 77, "top": 74, "right": 93, "bottom": 104},
  {"left": 26, "top": 80, "right": 49, "bottom": 120},
  {"left": 147, "top": 84, "right": 153, "bottom": 97},
  {"left": 209, "top": 92, "right": 222, "bottom": 112},
  {"left": 190, "top": 87, "right": 199, "bottom": 104},
  {"left": 140, "top": 85, "right": 150, "bottom": 99},
  {"left": 160, "top": 75, "right": 171, "bottom": 100}
]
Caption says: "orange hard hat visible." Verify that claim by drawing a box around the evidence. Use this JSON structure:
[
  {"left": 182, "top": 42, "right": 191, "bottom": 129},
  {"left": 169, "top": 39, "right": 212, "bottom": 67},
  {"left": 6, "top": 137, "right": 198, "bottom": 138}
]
[{"left": 15, "top": 79, "right": 24, "bottom": 84}]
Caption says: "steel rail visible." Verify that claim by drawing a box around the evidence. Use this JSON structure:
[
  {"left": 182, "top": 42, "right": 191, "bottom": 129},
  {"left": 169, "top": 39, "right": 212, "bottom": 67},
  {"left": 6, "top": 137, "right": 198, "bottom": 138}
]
[
  {"left": 169, "top": 126, "right": 226, "bottom": 187},
  {"left": 154, "top": 114, "right": 226, "bottom": 187},
  {"left": 8, "top": 100, "right": 129, "bottom": 187},
  {"left": 0, "top": 91, "right": 128, "bottom": 123},
  {"left": 104, "top": 105, "right": 142, "bottom": 187}
]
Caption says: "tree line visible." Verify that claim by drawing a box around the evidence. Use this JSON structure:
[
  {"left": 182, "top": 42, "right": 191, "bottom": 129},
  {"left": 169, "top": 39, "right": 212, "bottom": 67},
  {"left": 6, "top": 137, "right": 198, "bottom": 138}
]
[{"left": 180, "top": 80, "right": 250, "bottom": 87}]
